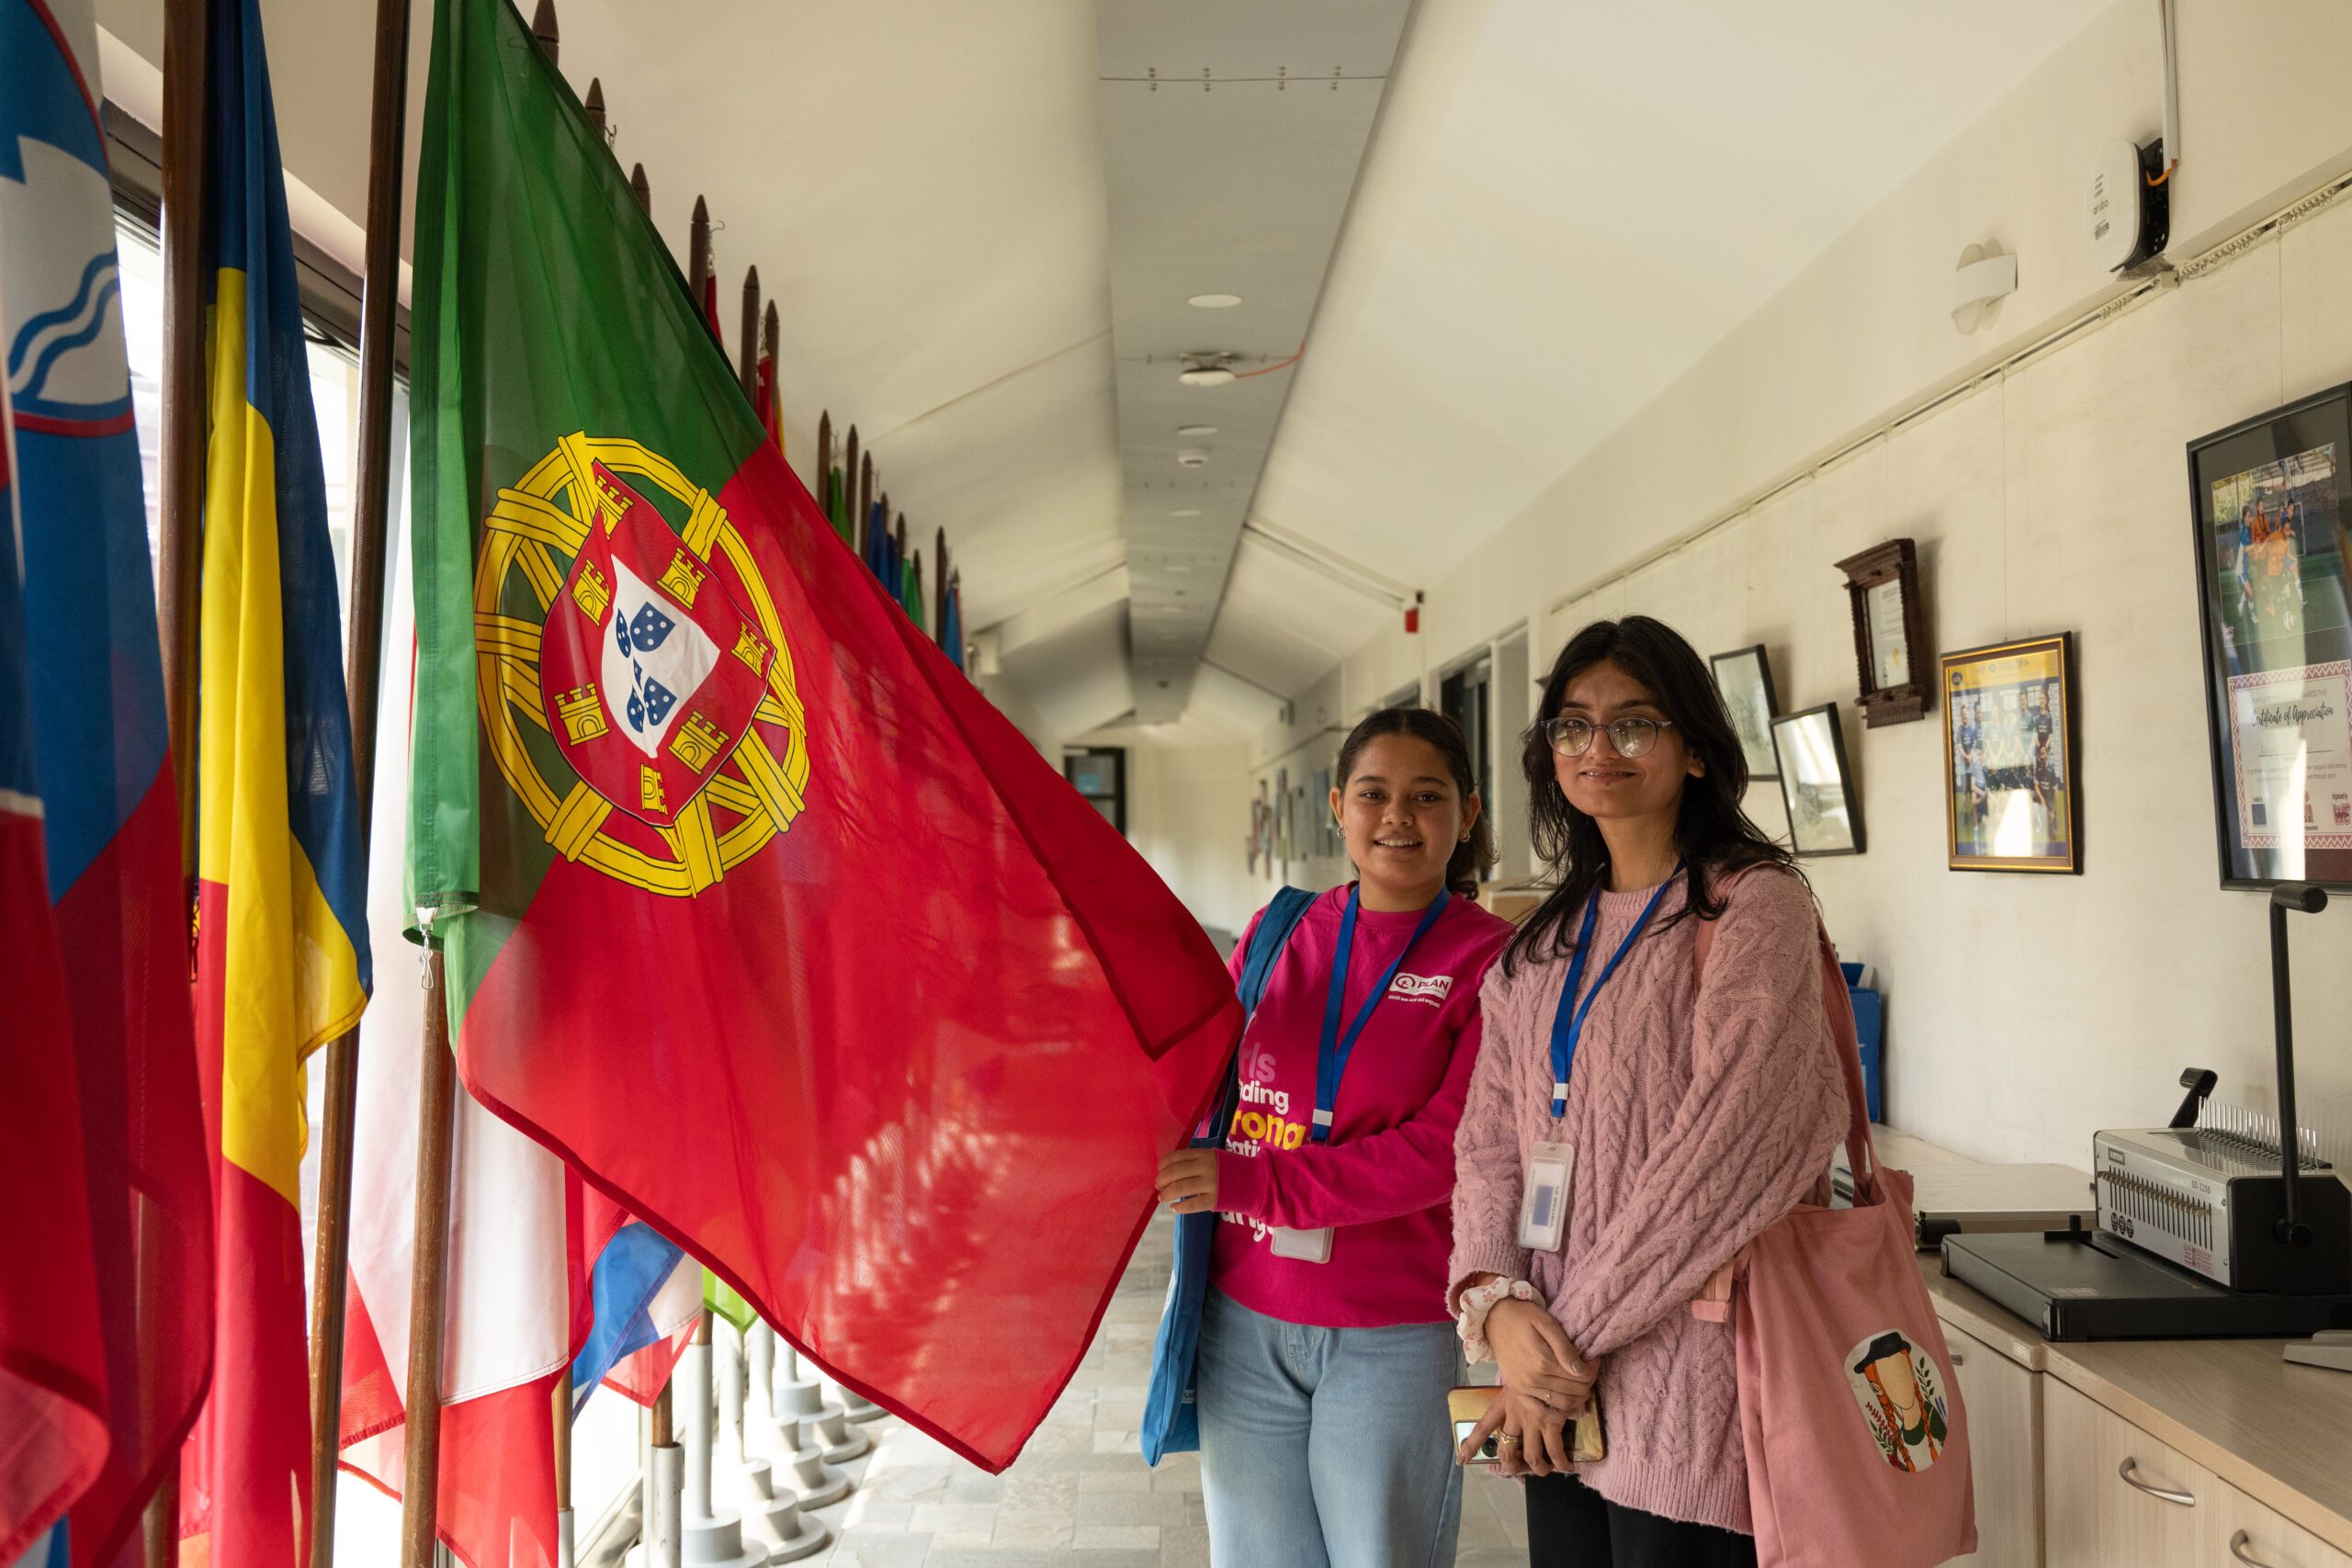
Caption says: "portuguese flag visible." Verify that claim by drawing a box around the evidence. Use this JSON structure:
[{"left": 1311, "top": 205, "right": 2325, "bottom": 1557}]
[{"left": 408, "top": 0, "right": 1237, "bottom": 1470}]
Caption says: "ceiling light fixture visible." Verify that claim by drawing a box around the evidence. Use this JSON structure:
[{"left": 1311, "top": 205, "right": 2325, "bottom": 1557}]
[
  {"left": 1188, "top": 293, "right": 1243, "bottom": 309},
  {"left": 1175, "top": 448, "right": 1209, "bottom": 468},
  {"left": 1177, "top": 352, "right": 1237, "bottom": 388},
  {"left": 1177, "top": 424, "right": 1217, "bottom": 437}
]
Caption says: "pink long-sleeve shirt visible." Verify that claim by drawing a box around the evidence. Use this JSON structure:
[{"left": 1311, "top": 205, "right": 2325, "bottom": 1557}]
[
  {"left": 1210, "top": 886, "right": 1513, "bottom": 1328},
  {"left": 1449, "top": 865, "right": 1846, "bottom": 1534}
]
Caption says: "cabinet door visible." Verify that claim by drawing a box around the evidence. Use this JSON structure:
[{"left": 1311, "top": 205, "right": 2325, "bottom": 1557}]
[
  {"left": 2042, "top": 1379, "right": 2211, "bottom": 1568},
  {"left": 2208, "top": 1482, "right": 2352, "bottom": 1568},
  {"left": 1947, "top": 1325, "right": 2041, "bottom": 1566}
]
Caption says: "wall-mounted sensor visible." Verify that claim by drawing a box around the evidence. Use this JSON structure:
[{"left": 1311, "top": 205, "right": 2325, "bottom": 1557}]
[
  {"left": 2088, "top": 138, "right": 2169, "bottom": 273},
  {"left": 1176, "top": 447, "right": 1210, "bottom": 468},
  {"left": 1951, "top": 242, "right": 2018, "bottom": 334}
]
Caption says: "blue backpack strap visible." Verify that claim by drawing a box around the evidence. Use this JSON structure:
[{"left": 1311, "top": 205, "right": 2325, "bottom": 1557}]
[
  {"left": 1238, "top": 886, "right": 1316, "bottom": 1017},
  {"left": 1142, "top": 885, "right": 1318, "bottom": 1466}
]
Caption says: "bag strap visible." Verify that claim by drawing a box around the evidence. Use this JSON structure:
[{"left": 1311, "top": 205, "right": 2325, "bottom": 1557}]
[
  {"left": 1238, "top": 886, "right": 1317, "bottom": 1017},
  {"left": 1194, "top": 887, "right": 1317, "bottom": 1149},
  {"left": 1689, "top": 875, "right": 1882, "bottom": 1197}
]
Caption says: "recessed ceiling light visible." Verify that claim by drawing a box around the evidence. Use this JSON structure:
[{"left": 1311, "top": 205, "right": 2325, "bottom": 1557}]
[
  {"left": 1170, "top": 508, "right": 1202, "bottom": 517},
  {"left": 1177, "top": 424, "right": 1217, "bottom": 437},
  {"left": 1189, "top": 293, "right": 1243, "bottom": 309},
  {"left": 1177, "top": 367, "right": 1236, "bottom": 388}
]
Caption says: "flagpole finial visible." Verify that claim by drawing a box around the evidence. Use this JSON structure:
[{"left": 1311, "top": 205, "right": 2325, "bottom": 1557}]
[
  {"left": 738, "top": 267, "right": 762, "bottom": 400},
  {"left": 583, "top": 78, "right": 606, "bottom": 139},
  {"left": 531, "top": 0, "right": 560, "bottom": 64},
  {"left": 630, "top": 163, "right": 650, "bottom": 215}
]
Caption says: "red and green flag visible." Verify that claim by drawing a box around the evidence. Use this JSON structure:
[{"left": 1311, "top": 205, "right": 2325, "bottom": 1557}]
[{"left": 407, "top": 0, "right": 1235, "bottom": 1471}]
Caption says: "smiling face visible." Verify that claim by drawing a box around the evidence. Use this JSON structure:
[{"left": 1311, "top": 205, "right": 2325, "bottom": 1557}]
[
  {"left": 1330, "top": 733, "right": 1476, "bottom": 909},
  {"left": 1551, "top": 660, "right": 1703, "bottom": 826}
]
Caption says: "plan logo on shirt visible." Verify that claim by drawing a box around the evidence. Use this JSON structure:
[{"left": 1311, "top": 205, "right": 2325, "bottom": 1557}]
[{"left": 1387, "top": 972, "right": 1453, "bottom": 1006}]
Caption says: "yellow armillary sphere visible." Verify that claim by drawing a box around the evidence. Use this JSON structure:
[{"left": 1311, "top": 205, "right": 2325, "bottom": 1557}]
[{"left": 474, "top": 431, "right": 812, "bottom": 897}]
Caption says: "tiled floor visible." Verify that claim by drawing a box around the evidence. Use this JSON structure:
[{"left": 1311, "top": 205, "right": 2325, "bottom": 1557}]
[{"left": 793, "top": 1213, "right": 1529, "bottom": 1567}]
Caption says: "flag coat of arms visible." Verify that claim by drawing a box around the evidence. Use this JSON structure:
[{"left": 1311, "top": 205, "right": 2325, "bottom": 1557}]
[
  {"left": 180, "top": 0, "right": 371, "bottom": 1557},
  {"left": 0, "top": 1, "right": 213, "bottom": 1560},
  {"left": 410, "top": 0, "right": 1238, "bottom": 1470}
]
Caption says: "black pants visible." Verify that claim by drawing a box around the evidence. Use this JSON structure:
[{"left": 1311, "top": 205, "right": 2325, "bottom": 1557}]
[{"left": 1524, "top": 1474, "right": 1758, "bottom": 1568}]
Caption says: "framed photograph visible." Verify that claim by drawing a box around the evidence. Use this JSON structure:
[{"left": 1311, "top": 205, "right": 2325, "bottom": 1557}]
[
  {"left": 1770, "top": 704, "right": 1864, "bottom": 856},
  {"left": 1835, "top": 539, "right": 1930, "bottom": 727},
  {"left": 2188, "top": 387, "right": 2352, "bottom": 890},
  {"left": 1710, "top": 644, "right": 1781, "bottom": 783},
  {"left": 1941, "top": 635, "right": 2079, "bottom": 874}
]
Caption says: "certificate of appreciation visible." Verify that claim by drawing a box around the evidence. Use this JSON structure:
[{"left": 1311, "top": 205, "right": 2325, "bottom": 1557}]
[{"left": 2227, "top": 660, "right": 2352, "bottom": 852}]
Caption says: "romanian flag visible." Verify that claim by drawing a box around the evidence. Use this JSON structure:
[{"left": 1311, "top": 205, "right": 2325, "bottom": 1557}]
[
  {"left": 1, "top": 2, "right": 213, "bottom": 1561},
  {"left": 409, "top": 0, "right": 1236, "bottom": 1471},
  {"left": 180, "top": 0, "right": 371, "bottom": 1558}
]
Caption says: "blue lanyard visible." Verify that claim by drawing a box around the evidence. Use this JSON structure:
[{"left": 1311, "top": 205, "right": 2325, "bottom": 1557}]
[
  {"left": 1548, "top": 867, "right": 1681, "bottom": 1117},
  {"left": 1314, "top": 886, "right": 1449, "bottom": 1143}
]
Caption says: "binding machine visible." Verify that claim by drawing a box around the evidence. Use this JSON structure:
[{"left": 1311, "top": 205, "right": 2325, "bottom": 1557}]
[{"left": 1945, "top": 885, "right": 2352, "bottom": 1340}]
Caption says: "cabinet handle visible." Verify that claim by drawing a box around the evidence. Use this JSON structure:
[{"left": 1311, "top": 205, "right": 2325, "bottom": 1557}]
[
  {"left": 2117, "top": 1458, "right": 2197, "bottom": 1507},
  {"left": 2229, "top": 1530, "right": 2278, "bottom": 1566}
]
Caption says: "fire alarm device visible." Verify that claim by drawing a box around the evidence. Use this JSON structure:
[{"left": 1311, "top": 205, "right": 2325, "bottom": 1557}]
[{"left": 2088, "top": 138, "right": 2169, "bottom": 273}]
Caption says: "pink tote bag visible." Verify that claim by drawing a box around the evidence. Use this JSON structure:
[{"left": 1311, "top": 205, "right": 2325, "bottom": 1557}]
[{"left": 1695, "top": 915, "right": 1977, "bottom": 1568}]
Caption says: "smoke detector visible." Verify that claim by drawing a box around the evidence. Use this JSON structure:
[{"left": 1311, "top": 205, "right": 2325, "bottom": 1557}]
[{"left": 1176, "top": 447, "right": 1210, "bottom": 468}]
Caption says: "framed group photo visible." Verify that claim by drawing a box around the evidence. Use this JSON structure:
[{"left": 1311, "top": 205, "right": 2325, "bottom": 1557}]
[
  {"left": 1770, "top": 704, "right": 1863, "bottom": 856},
  {"left": 1941, "top": 634, "right": 2078, "bottom": 873},
  {"left": 2188, "top": 386, "right": 2352, "bottom": 889},
  {"left": 1711, "top": 644, "right": 1781, "bottom": 783}
]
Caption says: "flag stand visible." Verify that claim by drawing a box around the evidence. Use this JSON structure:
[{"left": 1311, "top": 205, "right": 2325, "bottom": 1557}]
[
  {"left": 307, "top": 0, "right": 413, "bottom": 1558},
  {"left": 151, "top": 0, "right": 212, "bottom": 1560}
]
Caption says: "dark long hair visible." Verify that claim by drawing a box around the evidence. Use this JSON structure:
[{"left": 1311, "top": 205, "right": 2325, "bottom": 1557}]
[
  {"left": 1501, "top": 616, "right": 1799, "bottom": 975},
  {"left": 1334, "top": 706, "right": 1496, "bottom": 901}
]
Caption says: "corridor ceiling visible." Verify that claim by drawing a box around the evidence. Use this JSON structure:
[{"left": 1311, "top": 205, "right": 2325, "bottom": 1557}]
[{"left": 96, "top": 0, "right": 2109, "bottom": 739}]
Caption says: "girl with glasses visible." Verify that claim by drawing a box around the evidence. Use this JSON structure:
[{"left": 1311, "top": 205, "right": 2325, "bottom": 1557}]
[
  {"left": 1447, "top": 617, "right": 1848, "bottom": 1568},
  {"left": 1156, "top": 707, "right": 1512, "bottom": 1568}
]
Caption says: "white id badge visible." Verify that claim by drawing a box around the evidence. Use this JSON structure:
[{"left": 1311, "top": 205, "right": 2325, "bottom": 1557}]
[
  {"left": 1517, "top": 1141, "right": 1574, "bottom": 1253},
  {"left": 1268, "top": 1225, "right": 1335, "bottom": 1263}
]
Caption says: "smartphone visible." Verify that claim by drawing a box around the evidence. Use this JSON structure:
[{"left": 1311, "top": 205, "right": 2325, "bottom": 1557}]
[{"left": 1448, "top": 1384, "right": 1607, "bottom": 1464}]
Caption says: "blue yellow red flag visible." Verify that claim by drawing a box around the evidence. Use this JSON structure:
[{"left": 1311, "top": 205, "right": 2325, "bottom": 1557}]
[{"left": 176, "top": 0, "right": 370, "bottom": 1558}]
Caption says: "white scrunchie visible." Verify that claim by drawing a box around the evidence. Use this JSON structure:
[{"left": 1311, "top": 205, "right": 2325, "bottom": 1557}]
[{"left": 1456, "top": 1277, "right": 1544, "bottom": 1364}]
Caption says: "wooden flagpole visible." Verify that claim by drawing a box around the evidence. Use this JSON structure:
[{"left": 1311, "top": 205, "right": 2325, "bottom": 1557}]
[
  {"left": 630, "top": 163, "right": 651, "bottom": 217},
  {"left": 305, "top": 0, "right": 413, "bottom": 1558},
  {"left": 687, "top": 197, "right": 712, "bottom": 340},
  {"left": 934, "top": 526, "right": 948, "bottom": 642},
  {"left": 582, "top": 78, "right": 605, "bottom": 138},
  {"left": 737, "top": 266, "right": 761, "bottom": 401},
  {"left": 842, "top": 425, "right": 861, "bottom": 553},
  {"left": 397, "top": 952, "right": 458, "bottom": 1568},
  {"left": 150, "top": 0, "right": 211, "bottom": 1558},
  {"left": 816, "top": 411, "right": 832, "bottom": 521},
  {"left": 762, "top": 302, "right": 780, "bottom": 452}
]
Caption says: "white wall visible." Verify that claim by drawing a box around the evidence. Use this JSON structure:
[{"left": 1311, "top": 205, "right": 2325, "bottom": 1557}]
[
  {"left": 1125, "top": 740, "right": 1259, "bottom": 942},
  {"left": 1272, "top": 0, "right": 2352, "bottom": 1167}
]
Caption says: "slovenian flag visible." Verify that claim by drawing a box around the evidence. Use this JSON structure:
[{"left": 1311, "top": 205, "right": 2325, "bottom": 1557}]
[
  {"left": 177, "top": 0, "right": 370, "bottom": 1559},
  {"left": 1, "top": 2, "right": 213, "bottom": 1561},
  {"left": 407, "top": 0, "right": 1236, "bottom": 1472}
]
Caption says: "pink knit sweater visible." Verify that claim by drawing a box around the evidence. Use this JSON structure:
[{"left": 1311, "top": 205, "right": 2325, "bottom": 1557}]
[{"left": 1449, "top": 865, "right": 1846, "bottom": 1534}]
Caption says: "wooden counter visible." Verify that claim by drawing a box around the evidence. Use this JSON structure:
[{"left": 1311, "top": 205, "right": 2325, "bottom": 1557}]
[{"left": 1922, "top": 1259, "right": 2352, "bottom": 1553}]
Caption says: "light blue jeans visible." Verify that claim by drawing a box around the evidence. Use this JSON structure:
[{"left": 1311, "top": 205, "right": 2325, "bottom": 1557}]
[{"left": 1194, "top": 1288, "right": 1464, "bottom": 1568}]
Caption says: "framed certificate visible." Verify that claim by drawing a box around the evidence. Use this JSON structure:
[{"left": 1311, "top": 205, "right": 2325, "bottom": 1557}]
[
  {"left": 1770, "top": 705, "right": 1863, "bottom": 857},
  {"left": 1710, "top": 644, "right": 1781, "bottom": 783},
  {"left": 2188, "top": 388, "right": 2352, "bottom": 889},
  {"left": 1940, "top": 635, "right": 2078, "bottom": 873}
]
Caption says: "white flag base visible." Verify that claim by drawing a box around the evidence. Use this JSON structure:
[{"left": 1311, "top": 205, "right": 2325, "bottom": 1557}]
[
  {"left": 721, "top": 1462, "right": 829, "bottom": 1565},
  {"left": 679, "top": 1506, "right": 769, "bottom": 1568},
  {"left": 813, "top": 1405, "right": 872, "bottom": 1463},
  {"left": 770, "top": 1416, "right": 851, "bottom": 1508}
]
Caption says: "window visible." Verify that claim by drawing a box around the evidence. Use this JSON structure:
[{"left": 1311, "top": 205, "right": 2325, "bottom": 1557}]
[
  {"left": 1440, "top": 656, "right": 1493, "bottom": 876},
  {"left": 1065, "top": 747, "right": 1126, "bottom": 834}
]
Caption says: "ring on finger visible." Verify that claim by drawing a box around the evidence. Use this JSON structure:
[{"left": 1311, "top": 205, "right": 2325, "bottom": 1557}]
[{"left": 1495, "top": 1432, "right": 1521, "bottom": 1448}]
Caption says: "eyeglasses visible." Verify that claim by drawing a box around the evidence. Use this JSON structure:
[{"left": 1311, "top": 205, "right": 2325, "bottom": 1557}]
[{"left": 1545, "top": 715, "right": 1677, "bottom": 759}]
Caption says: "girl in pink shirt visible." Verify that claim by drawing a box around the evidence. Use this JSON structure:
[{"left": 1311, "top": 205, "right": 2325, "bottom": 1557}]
[
  {"left": 1156, "top": 708, "right": 1512, "bottom": 1568},
  {"left": 1449, "top": 618, "right": 1847, "bottom": 1568}
]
